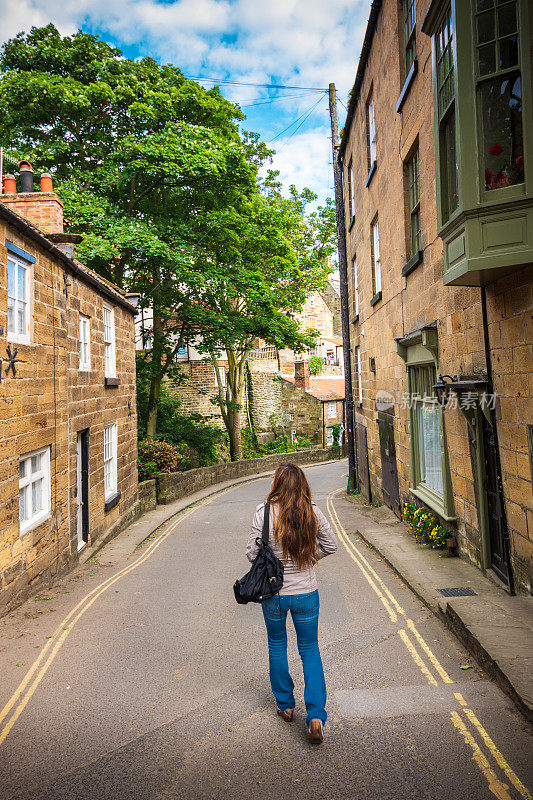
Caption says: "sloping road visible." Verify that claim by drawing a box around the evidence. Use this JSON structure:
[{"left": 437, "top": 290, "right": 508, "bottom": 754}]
[{"left": 0, "top": 459, "right": 531, "bottom": 800}]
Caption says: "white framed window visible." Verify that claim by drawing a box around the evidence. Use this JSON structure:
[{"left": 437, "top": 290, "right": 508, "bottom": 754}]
[
  {"left": 19, "top": 447, "right": 51, "bottom": 534},
  {"left": 289, "top": 413, "right": 294, "bottom": 421},
  {"left": 289, "top": 402, "right": 294, "bottom": 410},
  {"left": 326, "top": 427, "right": 334, "bottom": 446},
  {"left": 291, "top": 430, "right": 297, "bottom": 443},
  {"left": 103, "top": 304, "right": 116, "bottom": 377},
  {"left": 347, "top": 159, "right": 355, "bottom": 221},
  {"left": 214, "top": 365, "right": 226, "bottom": 387},
  {"left": 371, "top": 219, "right": 382, "bottom": 294},
  {"left": 366, "top": 96, "right": 377, "bottom": 168},
  {"left": 353, "top": 256, "right": 359, "bottom": 317},
  {"left": 78, "top": 314, "right": 90, "bottom": 371},
  {"left": 104, "top": 423, "right": 117, "bottom": 499},
  {"left": 356, "top": 346, "right": 363, "bottom": 404},
  {"left": 328, "top": 401, "right": 337, "bottom": 419},
  {"left": 7, "top": 254, "right": 30, "bottom": 343}
]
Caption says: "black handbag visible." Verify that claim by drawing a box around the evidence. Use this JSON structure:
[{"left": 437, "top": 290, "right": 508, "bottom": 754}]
[{"left": 233, "top": 502, "right": 284, "bottom": 605}]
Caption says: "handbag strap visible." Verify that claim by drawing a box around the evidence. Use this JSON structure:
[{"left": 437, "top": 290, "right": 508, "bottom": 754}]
[{"left": 262, "top": 502, "right": 270, "bottom": 546}]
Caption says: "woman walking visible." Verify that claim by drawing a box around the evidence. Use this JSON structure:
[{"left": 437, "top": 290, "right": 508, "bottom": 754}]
[{"left": 246, "top": 463, "right": 338, "bottom": 743}]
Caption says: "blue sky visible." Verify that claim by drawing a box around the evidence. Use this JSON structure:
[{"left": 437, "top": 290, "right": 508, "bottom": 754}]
[{"left": 1, "top": 0, "right": 370, "bottom": 205}]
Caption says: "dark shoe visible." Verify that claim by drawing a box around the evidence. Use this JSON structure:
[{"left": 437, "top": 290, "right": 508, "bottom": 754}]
[
  {"left": 276, "top": 706, "right": 294, "bottom": 722},
  {"left": 307, "top": 719, "right": 324, "bottom": 743}
]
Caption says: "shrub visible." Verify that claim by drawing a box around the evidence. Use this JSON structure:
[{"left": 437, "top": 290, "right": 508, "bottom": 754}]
[
  {"left": 309, "top": 355, "right": 324, "bottom": 376},
  {"left": 402, "top": 501, "right": 449, "bottom": 549},
  {"left": 138, "top": 438, "right": 189, "bottom": 480},
  {"left": 332, "top": 424, "right": 341, "bottom": 446}
]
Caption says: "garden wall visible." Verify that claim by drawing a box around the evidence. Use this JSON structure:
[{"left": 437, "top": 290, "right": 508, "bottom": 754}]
[{"left": 156, "top": 446, "right": 346, "bottom": 505}]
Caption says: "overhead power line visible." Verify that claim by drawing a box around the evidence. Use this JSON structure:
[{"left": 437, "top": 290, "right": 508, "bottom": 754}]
[
  {"left": 269, "top": 93, "right": 327, "bottom": 143},
  {"left": 185, "top": 75, "right": 327, "bottom": 91}
]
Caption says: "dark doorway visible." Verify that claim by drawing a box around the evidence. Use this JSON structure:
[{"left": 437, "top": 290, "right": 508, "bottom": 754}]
[
  {"left": 481, "top": 413, "right": 510, "bottom": 586},
  {"left": 377, "top": 412, "right": 401, "bottom": 516},
  {"left": 356, "top": 423, "right": 371, "bottom": 502},
  {"left": 76, "top": 429, "right": 90, "bottom": 550}
]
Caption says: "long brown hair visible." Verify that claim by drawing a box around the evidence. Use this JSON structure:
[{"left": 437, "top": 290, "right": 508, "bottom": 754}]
[{"left": 267, "top": 463, "right": 318, "bottom": 570}]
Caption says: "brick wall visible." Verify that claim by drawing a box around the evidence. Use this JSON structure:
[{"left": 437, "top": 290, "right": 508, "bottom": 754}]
[
  {"left": 1, "top": 192, "right": 63, "bottom": 235},
  {"left": 0, "top": 213, "right": 138, "bottom": 615},
  {"left": 342, "top": 0, "right": 532, "bottom": 594}
]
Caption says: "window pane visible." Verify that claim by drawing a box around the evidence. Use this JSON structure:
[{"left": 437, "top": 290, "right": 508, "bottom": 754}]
[
  {"left": 7, "top": 297, "right": 14, "bottom": 333},
  {"left": 418, "top": 404, "right": 444, "bottom": 496},
  {"left": 32, "top": 478, "right": 42, "bottom": 514},
  {"left": 7, "top": 260, "right": 14, "bottom": 295},
  {"left": 19, "top": 487, "right": 26, "bottom": 522},
  {"left": 482, "top": 74, "right": 524, "bottom": 190},
  {"left": 497, "top": 4, "right": 516, "bottom": 36},
  {"left": 477, "top": 10, "right": 495, "bottom": 43},
  {"left": 476, "top": 0, "right": 493, "bottom": 9},
  {"left": 441, "top": 110, "right": 459, "bottom": 217},
  {"left": 18, "top": 301, "right": 27, "bottom": 335},
  {"left": 478, "top": 43, "right": 496, "bottom": 75},
  {"left": 18, "top": 265, "right": 26, "bottom": 301},
  {"left": 499, "top": 34, "right": 518, "bottom": 69},
  {"left": 31, "top": 454, "right": 41, "bottom": 473},
  {"left": 19, "top": 460, "right": 26, "bottom": 479}
]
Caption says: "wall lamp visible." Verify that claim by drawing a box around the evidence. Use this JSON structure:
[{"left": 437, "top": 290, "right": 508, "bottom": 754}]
[{"left": 433, "top": 374, "right": 458, "bottom": 407}]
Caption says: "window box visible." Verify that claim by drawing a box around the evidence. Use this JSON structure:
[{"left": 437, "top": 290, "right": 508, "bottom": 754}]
[
  {"left": 104, "top": 490, "right": 121, "bottom": 513},
  {"left": 365, "top": 160, "right": 377, "bottom": 188},
  {"left": 19, "top": 447, "right": 51, "bottom": 534},
  {"left": 105, "top": 377, "right": 120, "bottom": 387},
  {"left": 402, "top": 249, "right": 424, "bottom": 277},
  {"left": 396, "top": 59, "right": 418, "bottom": 112},
  {"left": 370, "top": 291, "right": 382, "bottom": 306},
  {"left": 352, "top": 314, "right": 359, "bottom": 324},
  {"left": 348, "top": 216, "right": 356, "bottom": 231}
]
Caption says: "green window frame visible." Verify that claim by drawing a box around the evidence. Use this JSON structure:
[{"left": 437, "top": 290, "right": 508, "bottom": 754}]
[
  {"left": 403, "top": 0, "right": 417, "bottom": 76},
  {"left": 396, "top": 328, "right": 455, "bottom": 520},
  {"left": 407, "top": 148, "right": 421, "bottom": 256},
  {"left": 435, "top": 5, "right": 459, "bottom": 222},
  {"left": 473, "top": 0, "right": 524, "bottom": 195}
]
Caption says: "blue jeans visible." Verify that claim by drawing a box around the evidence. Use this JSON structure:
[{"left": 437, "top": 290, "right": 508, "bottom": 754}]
[{"left": 261, "top": 589, "right": 327, "bottom": 726}]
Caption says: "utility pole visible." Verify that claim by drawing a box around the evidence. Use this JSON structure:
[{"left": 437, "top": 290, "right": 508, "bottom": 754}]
[{"left": 328, "top": 83, "right": 357, "bottom": 493}]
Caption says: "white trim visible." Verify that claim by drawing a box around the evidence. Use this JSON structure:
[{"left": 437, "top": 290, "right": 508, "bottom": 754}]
[
  {"left": 78, "top": 314, "right": 91, "bottom": 371},
  {"left": 353, "top": 256, "right": 359, "bottom": 316},
  {"left": 327, "top": 400, "right": 337, "bottom": 419},
  {"left": 368, "top": 96, "right": 376, "bottom": 164},
  {"left": 7, "top": 253, "right": 31, "bottom": 344},
  {"left": 19, "top": 447, "right": 51, "bottom": 535},
  {"left": 103, "top": 422, "right": 117, "bottom": 499},
  {"left": 103, "top": 303, "right": 116, "bottom": 378},
  {"left": 356, "top": 346, "right": 363, "bottom": 404}
]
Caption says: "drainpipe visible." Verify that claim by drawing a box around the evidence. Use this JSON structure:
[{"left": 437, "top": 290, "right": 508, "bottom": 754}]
[{"left": 480, "top": 286, "right": 515, "bottom": 594}]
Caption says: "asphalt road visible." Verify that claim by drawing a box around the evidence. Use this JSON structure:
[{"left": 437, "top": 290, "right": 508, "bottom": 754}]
[{"left": 0, "top": 459, "right": 531, "bottom": 800}]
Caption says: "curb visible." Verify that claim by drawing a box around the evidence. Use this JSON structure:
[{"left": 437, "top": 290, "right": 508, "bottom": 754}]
[{"left": 351, "top": 512, "right": 533, "bottom": 724}]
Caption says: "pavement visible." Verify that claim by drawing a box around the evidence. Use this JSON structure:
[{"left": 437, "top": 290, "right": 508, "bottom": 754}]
[
  {"left": 343, "top": 492, "right": 533, "bottom": 723},
  {"left": 0, "top": 458, "right": 532, "bottom": 799}
]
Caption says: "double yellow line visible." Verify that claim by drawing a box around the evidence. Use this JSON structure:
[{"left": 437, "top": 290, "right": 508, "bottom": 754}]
[
  {"left": 327, "top": 491, "right": 531, "bottom": 800},
  {"left": 0, "top": 488, "right": 228, "bottom": 748}
]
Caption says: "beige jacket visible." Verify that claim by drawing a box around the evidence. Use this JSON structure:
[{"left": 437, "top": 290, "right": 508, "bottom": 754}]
[{"left": 246, "top": 501, "right": 338, "bottom": 596}]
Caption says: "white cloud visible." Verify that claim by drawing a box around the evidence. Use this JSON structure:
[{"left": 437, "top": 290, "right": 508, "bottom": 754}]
[
  {"left": 0, "top": 0, "right": 370, "bottom": 199},
  {"left": 268, "top": 128, "right": 333, "bottom": 205}
]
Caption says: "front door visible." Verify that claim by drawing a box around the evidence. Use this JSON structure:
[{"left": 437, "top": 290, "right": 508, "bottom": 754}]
[
  {"left": 378, "top": 412, "right": 401, "bottom": 516},
  {"left": 481, "top": 414, "right": 510, "bottom": 586},
  {"left": 76, "top": 429, "right": 89, "bottom": 550}
]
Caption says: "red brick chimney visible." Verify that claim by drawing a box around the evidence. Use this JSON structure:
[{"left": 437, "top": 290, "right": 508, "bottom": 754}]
[
  {"left": 1, "top": 161, "right": 63, "bottom": 234},
  {"left": 294, "top": 360, "right": 310, "bottom": 389}
]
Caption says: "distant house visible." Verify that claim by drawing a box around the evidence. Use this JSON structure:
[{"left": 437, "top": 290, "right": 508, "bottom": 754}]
[
  {"left": 281, "top": 362, "right": 345, "bottom": 447},
  {"left": 0, "top": 163, "right": 138, "bottom": 614}
]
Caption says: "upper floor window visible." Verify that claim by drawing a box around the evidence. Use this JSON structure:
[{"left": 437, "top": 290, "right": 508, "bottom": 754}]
[
  {"left": 328, "top": 401, "right": 337, "bottom": 419},
  {"left": 436, "top": 6, "right": 459, "bottom": 221},
  {"left": 371, "top": 218, "right": 382, "bottom": 295},
  {"left": 366, "top": 96, "right": 377, "bottom": 171},
  {"left": 352, "top": 256, "right": 359, "bottom": 317},
  {"left": 103, "top": 304, "right": 116, "bottom": 377},
  {"left": 19, "top": 447, "right": 51, "bottom": 534},
  {"left": 475, "top": 0, "right": 524, "bottom": 192},
  {"left": 356, "top": 346, "right": 363, "bottom": 404},
  {"left": 347, "top": 158, "right": 355, "bottom": 222},
  {"left": 403, "top": 0, "right": 417, "bottom": 75},
  {"left": 78, "top": 314, "right": 90, "bottom": 371},
  {"left": 7, "top": 254, "right": 30, "bottom": 343},
  {"left": 407, "top": 148, "right": 421, "bottom": 256}
]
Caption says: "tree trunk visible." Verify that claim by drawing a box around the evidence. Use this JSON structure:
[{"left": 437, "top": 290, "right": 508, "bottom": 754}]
[
  {"left": 227, "top": 410, "right": 242, "bottom": 461},
  {"left": 146, "top": 371, "right": 161, "bottom": 438},
  {"left": 146, "top": 276, "right": 163, "bottom": 438}
]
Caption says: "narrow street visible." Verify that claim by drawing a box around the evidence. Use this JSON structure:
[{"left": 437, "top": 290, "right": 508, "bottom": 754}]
[{"left": 0, "top": 460, "right": 531, "bottom": 800}]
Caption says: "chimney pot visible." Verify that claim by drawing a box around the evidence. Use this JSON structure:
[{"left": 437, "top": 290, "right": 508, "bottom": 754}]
[
  {"left": 3, "top": 174, "right": 16, "bottom": 194},
  {"left": 19, "top": 160, "right": 34, "bottom": 193},
  {"left": 40, "top": 173, "right": 53, "bottom": 193}
]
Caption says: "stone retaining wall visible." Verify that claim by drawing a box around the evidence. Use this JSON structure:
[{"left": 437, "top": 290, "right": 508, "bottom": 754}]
[{"left": 156, "top": 446, "right": 346, "bottom": 505}]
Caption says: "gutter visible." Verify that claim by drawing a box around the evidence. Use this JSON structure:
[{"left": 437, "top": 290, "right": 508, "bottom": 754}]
[
  {"left": 338, "top": 0, "right": 383, "bottom": 161},
  {"left": 0, "top": 204, "right": 136, "bottom": 314}
]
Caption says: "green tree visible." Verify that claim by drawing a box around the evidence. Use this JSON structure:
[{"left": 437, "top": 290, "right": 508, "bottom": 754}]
[{"left": 0, "top": 25, "right": 261, "bottom": 437}]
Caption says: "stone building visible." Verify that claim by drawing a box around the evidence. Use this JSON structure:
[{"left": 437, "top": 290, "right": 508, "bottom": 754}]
[
  {"left": 340, "top": 0, "right": 532, "bottom": 594},
  {"left": 0, "top": 166, "right": 138, "bottom": 614}
]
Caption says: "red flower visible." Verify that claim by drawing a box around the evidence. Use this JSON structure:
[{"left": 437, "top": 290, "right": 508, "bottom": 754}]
[
  {"left": 489, "top": 143, "right": 503, "bottom": 156},
  {"left": 485, "top": 169, "right": 493, "bottom": 186},
  {"left": 515, "top": 155, "right": 524, "bottom": 168}
]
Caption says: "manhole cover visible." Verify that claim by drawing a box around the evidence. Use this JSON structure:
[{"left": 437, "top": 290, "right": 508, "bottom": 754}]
[{"left": 438, "top": 587, "right": 477, "bottom": 597}]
